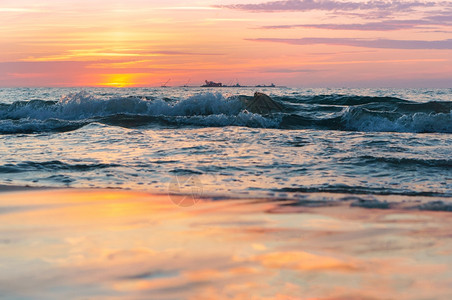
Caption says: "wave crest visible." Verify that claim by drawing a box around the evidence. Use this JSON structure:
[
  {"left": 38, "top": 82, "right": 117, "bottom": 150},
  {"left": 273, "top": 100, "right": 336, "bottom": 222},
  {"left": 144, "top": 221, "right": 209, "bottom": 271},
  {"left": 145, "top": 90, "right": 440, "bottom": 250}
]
[
  {"left": 1, "top": 91, "right": 451, "bottom": 134},
  {"left": 342, "top": 106, "right": 452, "bottom": 133},
  {"left": 0, "top": 92, "right": 279, "bottom": 133}
]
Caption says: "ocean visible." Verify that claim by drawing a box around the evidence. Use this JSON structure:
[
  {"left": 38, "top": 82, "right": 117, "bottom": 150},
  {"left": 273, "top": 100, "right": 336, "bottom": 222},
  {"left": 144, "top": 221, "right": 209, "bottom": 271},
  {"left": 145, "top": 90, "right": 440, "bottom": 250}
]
[
  {"left": 1, "top": 87, "right": 451, "bottom": 204},
  {"left": 1, "top": 87, "right": 452, "bottom": 299}
]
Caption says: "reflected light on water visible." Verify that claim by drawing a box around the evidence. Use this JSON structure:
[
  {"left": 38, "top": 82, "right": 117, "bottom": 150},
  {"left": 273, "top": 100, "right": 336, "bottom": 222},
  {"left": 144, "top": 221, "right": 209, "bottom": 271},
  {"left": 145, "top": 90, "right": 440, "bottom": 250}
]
[{"left": 0, "top": 189, "right": 451, "bottom": 299}]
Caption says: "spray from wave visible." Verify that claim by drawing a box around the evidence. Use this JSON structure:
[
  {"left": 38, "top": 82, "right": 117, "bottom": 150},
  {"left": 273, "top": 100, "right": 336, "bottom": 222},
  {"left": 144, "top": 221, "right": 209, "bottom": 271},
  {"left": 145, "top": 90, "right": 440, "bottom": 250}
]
[
  {"left": 0, "top": 92, "right": 279, "bottom": 133},
  {"left": 0, "top": 91, "right": 451, "bottom": 134},
  {"left": 341, "top": 106, "right": 452, "bottom": 133}
]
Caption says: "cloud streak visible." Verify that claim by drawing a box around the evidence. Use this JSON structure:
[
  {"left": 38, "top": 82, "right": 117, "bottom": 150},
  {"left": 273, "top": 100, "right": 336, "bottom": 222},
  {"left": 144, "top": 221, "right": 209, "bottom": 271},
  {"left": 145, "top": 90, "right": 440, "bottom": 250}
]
[
  {"left": 218, "top": 0, "right": 441, "bottom": 12},
  {"left": 260, "top": 68, "right": 320, "bottom": 73},
  {"left": 259, "top": 20, "right": 437, "bottom": 31},
  {"left": 258, "top": 9, "right": 452, "bottom": 31},
  {"left": 248, "top": 37, "right": 452, "bottom": 49}
]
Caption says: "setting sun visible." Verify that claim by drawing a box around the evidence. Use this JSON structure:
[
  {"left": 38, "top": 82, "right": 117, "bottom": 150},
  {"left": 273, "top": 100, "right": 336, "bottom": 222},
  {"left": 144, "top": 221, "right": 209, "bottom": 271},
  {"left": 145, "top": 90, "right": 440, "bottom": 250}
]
[{"left": 101, "top": 74, "right": 137, "bottom": 88}]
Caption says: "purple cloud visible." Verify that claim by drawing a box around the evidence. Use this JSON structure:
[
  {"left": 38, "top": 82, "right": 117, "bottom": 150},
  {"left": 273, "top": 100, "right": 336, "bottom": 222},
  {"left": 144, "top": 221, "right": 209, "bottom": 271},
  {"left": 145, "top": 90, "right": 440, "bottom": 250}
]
[
  {"left": 218, "top": 0, "right": 440, "bottom": 12},
  {"left": 258, "top": 9, "right": 452, "bottom": 31},
  {"left": 426, "top": 10, "right": 452, "bottom": 24},
  {"left": 247, "top": 37, "right": 452, "bottom": 49},
  {"left": 259, "top": 20, "right": 432, "bottom": 31}
]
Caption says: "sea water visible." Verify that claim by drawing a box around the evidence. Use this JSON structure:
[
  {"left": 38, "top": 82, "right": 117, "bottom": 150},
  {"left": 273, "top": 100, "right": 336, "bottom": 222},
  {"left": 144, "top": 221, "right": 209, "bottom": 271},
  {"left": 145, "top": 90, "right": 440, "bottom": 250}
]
[{"left": 0, "top": 87, "right": 451, "bottom": 204}]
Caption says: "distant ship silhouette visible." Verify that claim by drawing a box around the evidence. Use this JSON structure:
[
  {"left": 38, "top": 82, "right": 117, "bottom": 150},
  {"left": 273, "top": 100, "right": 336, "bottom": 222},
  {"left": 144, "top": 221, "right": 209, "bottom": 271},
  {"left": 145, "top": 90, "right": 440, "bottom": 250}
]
[
  {"left": 201, "top": 80, "right": 277, "bottom": 88},
  {"left": 201, "top": 80, "right": 223, "bottom": 87}
]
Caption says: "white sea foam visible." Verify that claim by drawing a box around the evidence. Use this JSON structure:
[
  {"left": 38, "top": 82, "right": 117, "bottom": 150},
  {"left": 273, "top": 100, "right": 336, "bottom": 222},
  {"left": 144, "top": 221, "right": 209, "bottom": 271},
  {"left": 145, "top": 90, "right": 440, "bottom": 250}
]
[
  {"left": 1, "top": 90, "right": 451, "bottom": 133},
  {"left": 0, "top": 92, "right": 245, "bottom": 120},
  {"left": 342, "top": 106, "right": 452, "bottom": 133},
  {"left": 0, "top": 92, "right": 280, "bottom": 132}
]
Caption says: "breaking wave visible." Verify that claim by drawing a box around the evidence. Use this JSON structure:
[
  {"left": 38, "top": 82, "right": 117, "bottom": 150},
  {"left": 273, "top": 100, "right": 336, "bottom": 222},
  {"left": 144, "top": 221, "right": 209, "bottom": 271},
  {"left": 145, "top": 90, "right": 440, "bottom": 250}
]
[
  {"left": 0, "top": 91, "right": 451, "bottom": 134},
  {"left": 340, "top": 106, "right": 452, "bottom": 133}
]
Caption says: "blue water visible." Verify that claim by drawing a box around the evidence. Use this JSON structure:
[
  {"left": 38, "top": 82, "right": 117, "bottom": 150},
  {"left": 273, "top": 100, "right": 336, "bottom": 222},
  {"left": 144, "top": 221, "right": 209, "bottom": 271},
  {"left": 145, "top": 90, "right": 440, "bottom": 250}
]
[{"left": 0, "top": 87, "right": 451, "bottom": 204}]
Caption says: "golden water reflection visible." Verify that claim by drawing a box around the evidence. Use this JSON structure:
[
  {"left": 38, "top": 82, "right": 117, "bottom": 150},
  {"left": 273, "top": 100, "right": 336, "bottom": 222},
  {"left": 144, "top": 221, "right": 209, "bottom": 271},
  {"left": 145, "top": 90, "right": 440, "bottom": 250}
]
[{"left": 0, "top": 189, "right": 451, "bottom": 299}]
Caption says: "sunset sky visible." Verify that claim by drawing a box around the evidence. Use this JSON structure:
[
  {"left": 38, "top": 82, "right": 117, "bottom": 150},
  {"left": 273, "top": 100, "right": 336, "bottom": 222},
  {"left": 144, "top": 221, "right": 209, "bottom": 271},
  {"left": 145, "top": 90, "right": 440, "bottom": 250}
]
[{"left": 1, "top": 0, "right": 451, "bottom": 87}]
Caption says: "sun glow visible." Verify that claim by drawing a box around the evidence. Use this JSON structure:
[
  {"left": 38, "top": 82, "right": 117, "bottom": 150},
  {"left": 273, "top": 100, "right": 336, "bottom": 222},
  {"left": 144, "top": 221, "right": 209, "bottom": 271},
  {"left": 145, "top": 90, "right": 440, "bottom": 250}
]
[
  {"left": 101, "top": 74, "right": 137, "bottom": 87},
  {"left": 1, "top": 0, "right": 451, "bottom": 87}
]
